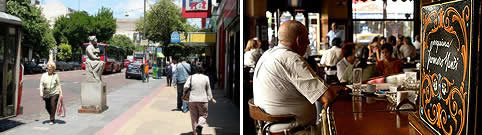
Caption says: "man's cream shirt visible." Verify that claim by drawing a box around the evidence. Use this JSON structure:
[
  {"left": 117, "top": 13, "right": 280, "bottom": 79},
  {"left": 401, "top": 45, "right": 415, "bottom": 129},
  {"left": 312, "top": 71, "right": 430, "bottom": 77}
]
[{"left": 253, "top": 44, "right": 328, "bottom": 131}]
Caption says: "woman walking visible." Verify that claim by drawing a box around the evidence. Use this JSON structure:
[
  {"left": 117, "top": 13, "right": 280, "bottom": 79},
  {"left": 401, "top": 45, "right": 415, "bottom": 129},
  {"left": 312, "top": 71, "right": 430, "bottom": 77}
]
[
  {"left": 183, "top": 66, "right": 216, "bottom": 135},
  {"left": 39, "top": 62, "right": 63, "bottom": 125}
]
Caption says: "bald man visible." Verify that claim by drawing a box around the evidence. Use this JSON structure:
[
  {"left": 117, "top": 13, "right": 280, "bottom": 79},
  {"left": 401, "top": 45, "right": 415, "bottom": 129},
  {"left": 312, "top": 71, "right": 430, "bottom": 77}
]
[{"left": 253, "top": 20, "right": 342, "bottom": 134}]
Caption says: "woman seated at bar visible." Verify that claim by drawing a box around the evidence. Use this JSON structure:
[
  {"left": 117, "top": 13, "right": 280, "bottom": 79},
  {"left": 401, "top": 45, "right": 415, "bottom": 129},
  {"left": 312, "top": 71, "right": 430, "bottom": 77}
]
[
  {"left": 244, "top": 38, "right": 262, "bottom": 71},
  {"left": 368, "top": 36, "right": 381, "bottom": 61},
  {"left": 336, "top": 43, "right": 355, "bottom": 81},
  {"left": 340, "top": 47, "right": 381, "bottom": 83},
  {"left": 399, "top": 37, "right": 417, "bottom": 59},
  {"left": 376, "top": 43, "right": 403, "bottom": 76}
]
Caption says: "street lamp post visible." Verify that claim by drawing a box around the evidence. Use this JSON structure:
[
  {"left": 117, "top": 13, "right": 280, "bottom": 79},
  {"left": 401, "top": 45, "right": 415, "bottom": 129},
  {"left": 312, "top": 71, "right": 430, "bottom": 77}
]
[{"left": 143, "top": 0, "right": 147, "bottom": 65}]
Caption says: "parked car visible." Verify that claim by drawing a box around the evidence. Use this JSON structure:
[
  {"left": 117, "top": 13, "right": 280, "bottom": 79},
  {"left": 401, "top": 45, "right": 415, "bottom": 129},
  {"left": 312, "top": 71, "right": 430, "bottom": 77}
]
[
  {"left": 123, "top": 59, "right": 131, "bottom": 68},
  {"left": 24, "top": 61, "right": 43, "bottom": 74},
  {"left": 55, "top": 61, "right": 71, "bottom": 71},
  {"left": 68, "top": 61, "right": 82, "bottom": 70},
  {"left": 125, "top": 62, "right": 142, "bottom": 79},
  {"left": 38, "top": 59, "right": 48, "bottom": 71}
]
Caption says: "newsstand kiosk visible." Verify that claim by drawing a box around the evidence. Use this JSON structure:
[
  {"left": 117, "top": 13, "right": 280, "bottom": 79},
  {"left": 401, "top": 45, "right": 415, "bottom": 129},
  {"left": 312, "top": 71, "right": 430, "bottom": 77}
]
[{"left": 0, "top": 11, "right": 23, "bottom": 119}]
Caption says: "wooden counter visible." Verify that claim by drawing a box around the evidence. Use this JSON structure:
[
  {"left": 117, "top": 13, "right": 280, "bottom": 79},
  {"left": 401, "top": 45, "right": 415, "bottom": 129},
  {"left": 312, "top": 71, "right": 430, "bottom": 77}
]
[{"left": 332, "top": 94, "right": 414, "bottom": 135}]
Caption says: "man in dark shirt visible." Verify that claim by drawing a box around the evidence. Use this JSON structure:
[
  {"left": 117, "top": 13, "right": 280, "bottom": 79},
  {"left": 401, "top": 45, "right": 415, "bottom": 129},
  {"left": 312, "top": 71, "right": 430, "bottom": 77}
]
[{"left": 165, "top": 62, "right": 173, "bottom": 86}]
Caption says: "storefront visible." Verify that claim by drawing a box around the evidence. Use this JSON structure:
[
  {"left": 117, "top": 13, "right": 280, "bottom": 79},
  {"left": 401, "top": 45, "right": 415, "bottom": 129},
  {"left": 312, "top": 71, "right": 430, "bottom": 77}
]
[
  {"left": 216, "top": 0, "right": 239, "bottom": 106},
  {"left": 0, "top": 11, "right": 23, "bottom": 119}
]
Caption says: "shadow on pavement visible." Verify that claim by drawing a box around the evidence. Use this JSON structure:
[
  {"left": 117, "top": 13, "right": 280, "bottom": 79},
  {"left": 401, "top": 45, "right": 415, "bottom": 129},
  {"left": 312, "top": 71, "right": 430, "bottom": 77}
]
[
  {"left": 205, "top": 89, "right": 240, "bottom": 135},
  {"left": 180, "top": 132, "right": 194, "bottom": 135},
  {"left": 41, "top": 119, "right": 66, "bottom": 124},
  {"left": 180, "top": 132, "right": 215, "bottom": 135},
  {"left": 0, "top": 119, "right": 25, "bottom": 132}
]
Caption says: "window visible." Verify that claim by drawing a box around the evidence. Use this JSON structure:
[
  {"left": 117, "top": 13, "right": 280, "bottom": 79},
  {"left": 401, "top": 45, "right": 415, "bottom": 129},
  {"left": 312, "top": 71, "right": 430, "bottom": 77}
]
[
  {"left": 280, "top": 11, "right": 293, "bottom": 25},
  {"left": 295, "top": 13, "right": 305, "bottom": 25},
  {"left": 352, "top": 0, "right": 384, "bottom": 19},
  {"left": 352, "top": 0, "right": 415, "bottom": 44},
  {"left": 386, "top": 0, "right": 414, "bottom": 19}
]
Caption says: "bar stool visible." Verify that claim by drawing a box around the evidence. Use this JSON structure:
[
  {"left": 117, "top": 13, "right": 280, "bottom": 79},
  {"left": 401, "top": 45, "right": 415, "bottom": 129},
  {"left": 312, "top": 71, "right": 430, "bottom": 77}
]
[{"left": 248, "top": 99, "right": 295, "bottom": 135}]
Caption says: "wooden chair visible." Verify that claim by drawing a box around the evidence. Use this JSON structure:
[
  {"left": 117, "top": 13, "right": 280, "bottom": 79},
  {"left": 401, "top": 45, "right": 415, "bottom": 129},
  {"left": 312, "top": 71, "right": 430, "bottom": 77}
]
[{"left": 248, "top": 99, "right": 296, "bottom": 135}]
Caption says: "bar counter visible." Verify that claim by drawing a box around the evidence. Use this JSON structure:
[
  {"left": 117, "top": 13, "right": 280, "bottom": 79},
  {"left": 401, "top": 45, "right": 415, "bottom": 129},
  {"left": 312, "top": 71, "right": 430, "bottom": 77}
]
[{"left": 332, "top": 94, "right": 414, "bottom": 135}]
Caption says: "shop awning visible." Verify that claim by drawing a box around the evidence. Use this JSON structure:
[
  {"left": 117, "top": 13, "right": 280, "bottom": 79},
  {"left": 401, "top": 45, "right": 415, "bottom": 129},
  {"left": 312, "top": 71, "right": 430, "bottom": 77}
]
[{"left": 0, "top": 12, "right": 22, "bottom": 25}]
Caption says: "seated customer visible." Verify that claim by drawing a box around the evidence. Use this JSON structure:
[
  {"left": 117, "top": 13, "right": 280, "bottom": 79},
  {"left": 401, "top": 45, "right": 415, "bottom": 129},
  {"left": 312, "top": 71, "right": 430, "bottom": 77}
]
[
  {"left": 336, "top": 43, "right": 355, "bottom": 81},
  {"left": 399, "top": 37, "right": 417, "bottom": 59},
  {"left": 253, "top": 20, "right": 343, "bottom": 134},
  {"left": 376, "top": 43, "right": 403, "bottom": 76},
  {"left": 244, "top": 38, "right": 262, "bottom": 69},
  {"left": 320, "top": 38, "right": 342, "bottom": 67},
  {"left": 341, "top": 47, "right": 381, "bottom": 83},
  {"left": 368, "top": 36, "right": 380, "bottom": 61}
]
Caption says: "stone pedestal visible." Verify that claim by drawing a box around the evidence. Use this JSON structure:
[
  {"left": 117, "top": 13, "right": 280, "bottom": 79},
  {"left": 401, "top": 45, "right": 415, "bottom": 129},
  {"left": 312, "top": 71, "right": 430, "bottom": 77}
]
[{"left": 78, "top": 81, "right": 108, "bottom": 113}]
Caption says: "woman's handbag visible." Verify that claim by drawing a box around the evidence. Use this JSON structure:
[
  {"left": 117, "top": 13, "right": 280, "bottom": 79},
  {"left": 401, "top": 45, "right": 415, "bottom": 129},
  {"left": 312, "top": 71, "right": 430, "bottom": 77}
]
[
  {"left": 56, "top": 93, "right": 66, "bottom": 117},
  {"left": 182, "top": 76, "right": 192, "bottom": 101}
]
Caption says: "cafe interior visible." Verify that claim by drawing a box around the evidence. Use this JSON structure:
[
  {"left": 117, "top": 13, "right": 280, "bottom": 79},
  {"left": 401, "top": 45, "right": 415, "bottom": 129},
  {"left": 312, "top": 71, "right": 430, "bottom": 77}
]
[{"left": 244, "top": 0, "right": 481, "bottom": 134}]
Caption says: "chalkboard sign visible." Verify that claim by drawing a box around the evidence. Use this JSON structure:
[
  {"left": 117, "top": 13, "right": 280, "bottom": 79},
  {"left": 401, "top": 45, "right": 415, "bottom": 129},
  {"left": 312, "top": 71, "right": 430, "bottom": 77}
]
[{"left": 420, "top": 0, "right": 479, "bottom": 135}]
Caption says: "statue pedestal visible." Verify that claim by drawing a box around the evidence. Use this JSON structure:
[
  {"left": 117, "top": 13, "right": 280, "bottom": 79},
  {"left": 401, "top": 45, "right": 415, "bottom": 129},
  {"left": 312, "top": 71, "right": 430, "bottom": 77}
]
[{"left": 78, "top": 81, "right": 108, "bottom": 113}]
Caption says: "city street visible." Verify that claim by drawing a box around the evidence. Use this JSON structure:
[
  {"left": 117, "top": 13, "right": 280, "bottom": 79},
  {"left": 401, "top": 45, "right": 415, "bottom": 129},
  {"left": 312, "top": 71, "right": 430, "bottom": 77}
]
[
  {"left": 19, "top": 69, "right": 136, "bottom": 118},
  {"left": 0, "top": 70, "right": 239, "bottom": 135}
]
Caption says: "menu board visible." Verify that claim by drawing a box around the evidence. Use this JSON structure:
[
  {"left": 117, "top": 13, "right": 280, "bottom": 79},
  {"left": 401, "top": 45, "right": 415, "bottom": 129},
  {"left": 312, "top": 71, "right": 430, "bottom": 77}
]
[{"left": 420, "top": 1, "right": 478, "bottom": 134}]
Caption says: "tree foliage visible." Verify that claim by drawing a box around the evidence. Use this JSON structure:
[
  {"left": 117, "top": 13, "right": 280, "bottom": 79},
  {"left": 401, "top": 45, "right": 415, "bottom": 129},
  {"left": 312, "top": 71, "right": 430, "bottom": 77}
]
[
  {"left": 57, "top": 43, "right": 72, "bottom": 61},
  {"left": 108, "top": 35, "right": 135, "bottom": 55},
  {"left": 163, "top": 44, "right": 206, "bottom": 60},
  {"left": 136, "top": 0, "right": 197, "bottom": 46},
  {"left": 91, "top": 7, "right": 116, "bottom": 43},
  {"left": 53, "top": 12, "right": 91, "bottom": 60},
  {"left": 6, "top": 0, "right": 56, "bottom": 58},
  {"left": 52, "top": 7, "right": 116, "bottom": 61}
]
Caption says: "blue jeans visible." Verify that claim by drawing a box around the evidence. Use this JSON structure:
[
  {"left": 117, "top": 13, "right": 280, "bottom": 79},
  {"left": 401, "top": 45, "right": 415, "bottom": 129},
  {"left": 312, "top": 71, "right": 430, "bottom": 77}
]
[{"left": 177, "top": 83, "right": 189, "bottom": 112}]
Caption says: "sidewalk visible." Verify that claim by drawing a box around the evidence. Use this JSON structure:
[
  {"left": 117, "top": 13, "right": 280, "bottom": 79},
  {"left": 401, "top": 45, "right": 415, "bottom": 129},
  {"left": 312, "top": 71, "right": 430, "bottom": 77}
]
[{"left": 1, "top": 78, "right": 239, "bottom": 135}]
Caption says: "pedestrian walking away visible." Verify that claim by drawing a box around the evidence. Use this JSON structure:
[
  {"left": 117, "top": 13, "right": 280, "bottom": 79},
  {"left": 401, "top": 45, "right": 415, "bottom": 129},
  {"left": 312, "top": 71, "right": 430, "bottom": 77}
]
[
  {"left": 173, "top": 58, "right": 191, "bottom": 112},
  {"left": 144, "top": 63, "right": 149, "bottom": 82},
  {"left": 183, "top": 66, "right": 216, "bottom": 135},
  {"left": 39, "top": 61, "right": 64, "bottom": 125},
  {"left": 166, "top": 62, "right": 173, "bottom": 86}
]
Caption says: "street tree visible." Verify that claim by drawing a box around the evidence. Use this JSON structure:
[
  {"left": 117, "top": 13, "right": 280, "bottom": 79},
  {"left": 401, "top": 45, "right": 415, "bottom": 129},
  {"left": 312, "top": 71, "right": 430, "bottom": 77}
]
[
  {"left": 6, "top": 0, "right": 56, "bottom": 59},
  {"left": 135, "top": 0, "right": 197, "bottom": 47},
  {"left": 52, "top": 11, "right": 92, "bottom": 60},
  {"left": 108, "top": 35, "right": 135, "bottom": 55},
  {"left": 91, "top": 7, "right": 117, "bottom": 43},
  {"left": 57, "top": 43, "right": 72, "bottom": 61},
  {"left": 53, "top": 8, "right": 117, "bottom": 61}
]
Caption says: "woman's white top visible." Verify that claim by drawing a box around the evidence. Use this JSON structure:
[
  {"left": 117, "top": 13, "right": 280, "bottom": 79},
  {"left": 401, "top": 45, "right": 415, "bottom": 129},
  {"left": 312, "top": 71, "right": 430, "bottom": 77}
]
[
  {"left": 244, "top": 49, "right": 262, "bottom": 68},
  {"left": 40, "top": 73, "right": 60, "bottom": 96},
  {"left": 183, "top": 74, "right": 213, "bottom": 102}
]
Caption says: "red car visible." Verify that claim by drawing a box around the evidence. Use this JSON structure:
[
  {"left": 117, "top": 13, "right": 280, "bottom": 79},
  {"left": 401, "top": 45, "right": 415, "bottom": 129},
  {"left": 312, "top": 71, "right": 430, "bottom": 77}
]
[{"left": 124, "top": 59, "right": 131, "bottom": 68}]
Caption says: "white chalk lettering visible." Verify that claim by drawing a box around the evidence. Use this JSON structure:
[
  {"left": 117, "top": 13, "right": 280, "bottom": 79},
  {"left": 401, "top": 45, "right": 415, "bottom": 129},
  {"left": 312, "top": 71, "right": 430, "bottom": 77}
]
[{"left": 430, "top": 39, "right": 452, "bottom": 53}]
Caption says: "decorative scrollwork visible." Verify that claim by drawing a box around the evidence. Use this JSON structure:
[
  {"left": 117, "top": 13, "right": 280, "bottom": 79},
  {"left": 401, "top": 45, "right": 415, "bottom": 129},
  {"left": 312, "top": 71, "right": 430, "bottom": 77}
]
[{"left": 420, "top": 4, "right": 469, "bottom": 135}]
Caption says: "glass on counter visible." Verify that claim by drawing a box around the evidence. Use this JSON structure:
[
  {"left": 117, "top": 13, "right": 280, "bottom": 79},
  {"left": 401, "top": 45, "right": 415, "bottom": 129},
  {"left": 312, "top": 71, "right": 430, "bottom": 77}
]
[{"left": 352, "top": 68, "right": 363, "bottom": 95}]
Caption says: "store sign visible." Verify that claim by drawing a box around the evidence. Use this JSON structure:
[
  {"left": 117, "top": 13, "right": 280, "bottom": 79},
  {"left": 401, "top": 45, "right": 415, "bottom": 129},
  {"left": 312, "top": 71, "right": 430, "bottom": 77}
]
[
  {"left": 420, "top": 1, "right": 478, "bottom": 134},
  {"left": 185, "top": 0, "right": 208, "bottom": 11},
  {"left": 140, "top": 40, "right": 148, "bottom": 46},
  {"left": 171, "top": 32, "right": 180, "bottom": 43}
]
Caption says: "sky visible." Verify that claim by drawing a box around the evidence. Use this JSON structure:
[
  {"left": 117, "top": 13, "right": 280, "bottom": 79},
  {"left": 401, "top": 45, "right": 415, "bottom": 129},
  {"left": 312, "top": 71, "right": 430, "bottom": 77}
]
[{"left": 42, "top": 0, "right": 203, "bottom": 28}]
